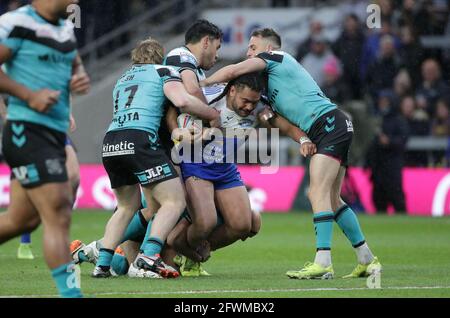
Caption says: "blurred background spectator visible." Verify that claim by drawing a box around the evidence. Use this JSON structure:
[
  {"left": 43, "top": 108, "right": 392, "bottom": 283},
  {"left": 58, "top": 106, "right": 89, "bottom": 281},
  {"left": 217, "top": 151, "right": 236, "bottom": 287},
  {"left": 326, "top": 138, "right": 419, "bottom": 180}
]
[
  {"left": 366, "top": 90, "right": 409, "bottom": 213},
  {"left": 296, "top": 20, "right": 324, "bottom": 62},
  {"left": 365, "top": 34, "right": 403, "bottom": 106},
  {"left": 332, "top": 14, "right": 365, "bottom": 100},
  {"left": 416, "top": 59, "right": 450, "bottom": 118},
  {"left": 301, "top": 34, "right": 341, "bottom": 88}
]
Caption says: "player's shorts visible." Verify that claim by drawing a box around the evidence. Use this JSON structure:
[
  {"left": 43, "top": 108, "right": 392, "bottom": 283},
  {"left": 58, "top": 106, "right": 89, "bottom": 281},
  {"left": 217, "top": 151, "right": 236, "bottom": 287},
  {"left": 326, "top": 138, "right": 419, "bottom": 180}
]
[
  {"left": 308, "top": 108, "right": 354, "bottom": 167},
  {"left": 102, "top": 129, "right": 178, "bottom": 189},
  {"left": 2, "top": 121, "right": 68, "bottom": 188},
  {"left": 180, "top": 162, "right": 244, "bottom": 190}
]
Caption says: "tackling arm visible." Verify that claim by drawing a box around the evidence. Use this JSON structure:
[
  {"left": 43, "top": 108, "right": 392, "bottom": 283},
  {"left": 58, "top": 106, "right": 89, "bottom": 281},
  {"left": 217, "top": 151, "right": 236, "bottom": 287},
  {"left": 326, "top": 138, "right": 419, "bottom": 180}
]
[
  {"left": 181, "top": 70, "right": 208, "bottom": 104},
  {"left": 259, "top": 109, "right": 317, "bottom": 157},
  {"left": 163, "top": 81, "right": 219, "bottom": 121},
  {"left": 201, "top": 58, "right": 267, "bottom": 87}
]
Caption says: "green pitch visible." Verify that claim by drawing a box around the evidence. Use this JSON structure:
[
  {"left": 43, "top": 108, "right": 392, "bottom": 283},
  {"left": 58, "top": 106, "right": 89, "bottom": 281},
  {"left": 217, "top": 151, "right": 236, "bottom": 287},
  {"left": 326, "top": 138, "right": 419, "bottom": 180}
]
[{"left": 1, "top": 211, "right": 450, "bottom": 298}]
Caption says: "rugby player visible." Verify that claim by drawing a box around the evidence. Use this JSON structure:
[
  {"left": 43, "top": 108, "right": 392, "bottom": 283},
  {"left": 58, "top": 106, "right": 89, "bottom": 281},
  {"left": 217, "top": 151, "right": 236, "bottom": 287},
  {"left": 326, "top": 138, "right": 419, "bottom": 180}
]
[
  {"left": 93, "top": 37, "right": 219, "bottom": 278},
  {"left": 201, "top": 28, "right": 382, "bottom": 279},
  {"left": 0, "top": 0, "right": 87, "bottom": 297},
  {"left": 157, "top": 19, "right": 222, "bottom": 275},
  {"left": 0, "top": 99, "right": 87, "bottom": 261}
]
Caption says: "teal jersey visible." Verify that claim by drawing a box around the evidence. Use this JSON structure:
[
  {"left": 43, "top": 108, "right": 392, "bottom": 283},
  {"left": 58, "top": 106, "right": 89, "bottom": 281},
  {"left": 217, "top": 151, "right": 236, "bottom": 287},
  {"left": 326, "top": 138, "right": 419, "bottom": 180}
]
[
  {"left": 0, "top": 5, "right": 77, "bottom": 133},
  {"left": 257, "top": 51, "right": 337, "bottom": 132},
  {"left": 163, "top": 46, "right": 206, "bottom": 81},
  {"left": 108, "top": 64, "right": 181, "bottom": 135}
]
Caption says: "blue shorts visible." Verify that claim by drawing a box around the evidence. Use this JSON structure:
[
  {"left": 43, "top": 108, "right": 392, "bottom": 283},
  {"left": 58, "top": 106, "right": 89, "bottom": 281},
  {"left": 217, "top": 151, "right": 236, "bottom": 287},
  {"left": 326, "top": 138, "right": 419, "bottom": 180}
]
[{"left": 180, "top": 162, "right": 244, "bottom": 190}]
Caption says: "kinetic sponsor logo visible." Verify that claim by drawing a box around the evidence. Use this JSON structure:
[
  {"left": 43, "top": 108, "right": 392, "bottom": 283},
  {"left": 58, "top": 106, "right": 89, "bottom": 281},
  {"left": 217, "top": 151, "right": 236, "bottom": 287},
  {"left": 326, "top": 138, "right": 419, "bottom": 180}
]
[{"left": 102, "top": 141, "right": 135, "bottom": 157}]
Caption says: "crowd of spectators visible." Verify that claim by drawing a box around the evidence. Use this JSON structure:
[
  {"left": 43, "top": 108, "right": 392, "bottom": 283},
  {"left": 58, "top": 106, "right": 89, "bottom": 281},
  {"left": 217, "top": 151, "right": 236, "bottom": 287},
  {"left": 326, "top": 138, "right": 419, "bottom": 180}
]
[{"left": 297, "top": 0, "right": 450, "bottom": 168}]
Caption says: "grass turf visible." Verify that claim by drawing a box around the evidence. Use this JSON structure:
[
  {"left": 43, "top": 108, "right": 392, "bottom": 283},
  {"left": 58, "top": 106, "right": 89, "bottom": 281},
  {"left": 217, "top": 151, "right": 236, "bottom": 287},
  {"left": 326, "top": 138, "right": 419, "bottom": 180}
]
[{"left": 0, "top": 210, "right": 450, "bottom": 298}]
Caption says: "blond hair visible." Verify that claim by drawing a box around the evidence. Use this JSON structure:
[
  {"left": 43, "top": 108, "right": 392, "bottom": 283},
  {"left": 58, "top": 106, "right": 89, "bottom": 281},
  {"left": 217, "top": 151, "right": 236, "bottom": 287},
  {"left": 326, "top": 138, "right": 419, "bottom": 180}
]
[{"left": 131, "top": 38, "right": 164, "bottom": 64}]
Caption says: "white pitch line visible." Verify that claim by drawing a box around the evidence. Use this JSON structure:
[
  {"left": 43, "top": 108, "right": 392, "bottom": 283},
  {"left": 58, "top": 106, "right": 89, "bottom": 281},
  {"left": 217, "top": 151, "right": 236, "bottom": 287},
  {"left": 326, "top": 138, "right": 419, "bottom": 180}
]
[{"left": 2, "top": 285, "right": 450, "bottom": 298}]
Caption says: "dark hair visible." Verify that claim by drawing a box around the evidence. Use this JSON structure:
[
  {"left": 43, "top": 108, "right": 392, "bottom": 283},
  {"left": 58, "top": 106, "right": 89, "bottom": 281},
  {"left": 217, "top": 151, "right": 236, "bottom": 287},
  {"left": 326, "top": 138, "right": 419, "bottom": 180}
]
[
  {"left": 230, "top": 72, "right": 264, "bottom": 93},
  {"left": 251, "top": 28, "right": 281, "bottom": 48},
  {"left": 185, "top": 19, "right": 223, "bottom": 44},
  {"left": 209, "top": 73, "right": 263, "bottom": 105}
]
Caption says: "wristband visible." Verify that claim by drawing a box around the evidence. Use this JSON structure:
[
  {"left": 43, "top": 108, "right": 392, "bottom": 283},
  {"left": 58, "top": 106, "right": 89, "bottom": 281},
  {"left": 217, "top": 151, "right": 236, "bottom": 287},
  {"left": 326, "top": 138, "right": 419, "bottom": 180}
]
[{"left": 299, "top": 136, "right": 312, "bottom": 145}]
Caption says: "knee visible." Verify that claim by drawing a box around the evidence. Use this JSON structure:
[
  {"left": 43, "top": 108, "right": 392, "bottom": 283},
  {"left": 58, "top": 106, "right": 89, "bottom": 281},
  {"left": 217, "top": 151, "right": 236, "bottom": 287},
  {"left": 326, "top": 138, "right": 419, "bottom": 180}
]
[
  {"left": 68, "top": 174, "right": 80, "bottom": 198},
  {"left": 193, "top": 216, "right": 217, "bottom": 237},
  {"left": 24, "top": 215, "right": 41, "bottom": 232},
  {"left": 249, "top": 211, "right": 262, "bottom": 237},
  {"left": 9, "top": 213, "right": 41, "bottom": 234},
  {"left": 164, "top": 195, "right": 186, "bottom": 214},
  {"left": 308, "top": 185, "right": 330, "bottom": 203},
  {"left": 227, "top": 218, "right": 252, "bottom": 239},
  {"left": 331, "top": 196, "right": 342, "bottom": 212},
  {"left": 307, "top": 186, "right": 317, "bottom": 202},
  {"left": 54, "top": 193, "right": 74, "bottom": 213}
]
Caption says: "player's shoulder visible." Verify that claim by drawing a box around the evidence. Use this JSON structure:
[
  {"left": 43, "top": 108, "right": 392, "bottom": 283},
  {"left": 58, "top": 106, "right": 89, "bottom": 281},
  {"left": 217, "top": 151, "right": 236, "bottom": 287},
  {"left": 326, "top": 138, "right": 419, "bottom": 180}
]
[
  {"left": 257, "top": 50, "right": 287, "bottom": 63},
  {"left": 203, "top": 84, "right": 226, "bottom": 105},
  {"left": 0, "top": 5, "right": 35, "bottom": 30},
  {"left": 153, "top": 64, "right": 181, "bottom": 82},
  {"left": 165, "top": 46, "right": 199, "bottom": 67}
]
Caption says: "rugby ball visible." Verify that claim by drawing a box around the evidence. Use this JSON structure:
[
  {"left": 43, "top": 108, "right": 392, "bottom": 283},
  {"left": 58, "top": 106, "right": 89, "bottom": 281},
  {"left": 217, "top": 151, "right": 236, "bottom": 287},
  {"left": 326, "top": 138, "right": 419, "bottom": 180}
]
[{"left": 177, "top": 113, "right": 200, "bottom": 129}]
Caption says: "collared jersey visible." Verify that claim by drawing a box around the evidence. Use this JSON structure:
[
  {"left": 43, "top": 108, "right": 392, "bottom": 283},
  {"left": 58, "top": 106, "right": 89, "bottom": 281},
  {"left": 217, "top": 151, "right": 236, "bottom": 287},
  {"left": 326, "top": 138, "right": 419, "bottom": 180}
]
[
  {"left": 108, "top": 64, "right": 181, "bottom": 136},
  {"left": 0, "top": 5, "right": 77, "bottom": 132},
  {"left": 257, "top": 50, "right": 337, "bottom": 132}
]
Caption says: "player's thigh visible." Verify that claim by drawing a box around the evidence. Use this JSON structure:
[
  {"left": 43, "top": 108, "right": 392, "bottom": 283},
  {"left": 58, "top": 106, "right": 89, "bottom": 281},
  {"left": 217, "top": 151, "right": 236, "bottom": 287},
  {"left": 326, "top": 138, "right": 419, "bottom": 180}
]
[
  {"left": 309, "top": 154, "right": 341, "bottom": 194},
  {"left": 114, "top": 184, "right": 142, "bottom": 212},
  {"left": 184, "top": 177, "right": 216, "bottom": 227},
  {"left": 26, "top": 181, "right": 73, "bottom": 227},
  {"left": 144, "top": 177, "right": 185, "bottom": 209},
  {"left": 6, "top": 179, "right": 40, "bottom": 230},
  {"left": 215, "top": 185, "right": 252, "bottom": 233},
  {"left": 65, "top": 143, "right": 80, "bottom": 186}
]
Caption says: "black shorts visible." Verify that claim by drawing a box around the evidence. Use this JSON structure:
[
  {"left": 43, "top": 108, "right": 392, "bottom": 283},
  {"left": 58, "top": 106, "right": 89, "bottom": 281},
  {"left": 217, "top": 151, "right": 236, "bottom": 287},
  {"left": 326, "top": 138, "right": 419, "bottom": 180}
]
[
  {"left": 102, "top": 129, "right": 178, "bottom": 189},
  {"left": 308, "top": 109, "right": 353, "bottom": 167},
  {"left": 158, "top": 119, "right": 176, "bottom": 161},
  {"left": 2, "top": 121, "right": 68, "bottom": 188}
]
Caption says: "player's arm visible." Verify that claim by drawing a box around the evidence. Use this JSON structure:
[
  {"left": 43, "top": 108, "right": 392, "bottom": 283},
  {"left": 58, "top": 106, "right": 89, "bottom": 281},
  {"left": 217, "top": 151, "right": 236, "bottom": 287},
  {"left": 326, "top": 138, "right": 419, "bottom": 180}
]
[
  {"left": 0, "top": 95, "right": 6, "bottom": 122},
  {"left": 0, "top": 45, "right": 60, "bottom": 112},
  {"left": 163, "top": 81, "right": 219, "bottom": 121},
  {"left": 166, "top": 105, "right": 179, "bottom": 133},
  {"left": 181, "top": 70, "right": 208, "bottom": 103},
  {"left": 201, "top": 58, "right": 267, "bottom": 87},
  {"left": 71, "top": 53, "right": 90, "bottom": 95},
  {"left": 259, "top": 107, "right": 317, "bottom": 157}
]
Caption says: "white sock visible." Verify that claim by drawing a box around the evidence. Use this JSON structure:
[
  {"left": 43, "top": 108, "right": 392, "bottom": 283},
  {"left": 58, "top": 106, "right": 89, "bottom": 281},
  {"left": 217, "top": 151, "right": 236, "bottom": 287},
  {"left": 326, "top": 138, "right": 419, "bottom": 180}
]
[
  {"left": 355, "top": 243, "right": 374, "bottom": 265},
  {"left": 314, "top": 250, "right": 332, "bottom": 268}
]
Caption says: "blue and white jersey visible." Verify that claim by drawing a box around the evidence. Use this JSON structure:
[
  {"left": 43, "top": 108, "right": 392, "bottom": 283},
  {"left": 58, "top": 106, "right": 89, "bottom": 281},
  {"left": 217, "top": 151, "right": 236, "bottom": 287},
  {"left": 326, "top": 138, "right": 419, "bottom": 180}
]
[
  {"left": 185, "top": 84, "right": 264, "bottom": 164},
  {"left": 0, "top": 5, "right": 77, "bottom": 133},
  {"left": 204, "top": 84, "right": 263, "bottom": 129},
  {"left": 108, "top": 64, "right": 181, "bottom": 136}
]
